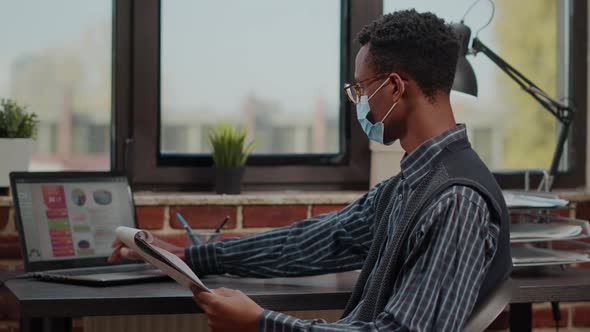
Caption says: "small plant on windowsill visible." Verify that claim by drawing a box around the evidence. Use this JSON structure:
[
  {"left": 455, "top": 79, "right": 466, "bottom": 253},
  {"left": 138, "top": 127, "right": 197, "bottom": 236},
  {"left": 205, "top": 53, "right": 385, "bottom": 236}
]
[
  {"left": 0, "top": 99, "right": 39, "bottom": 187},
  {"left": 208, "top": 123, "right": 254, "bottom": 195},
  {"left": 0, "top": 99, "right": 39, "bottom": 138}
]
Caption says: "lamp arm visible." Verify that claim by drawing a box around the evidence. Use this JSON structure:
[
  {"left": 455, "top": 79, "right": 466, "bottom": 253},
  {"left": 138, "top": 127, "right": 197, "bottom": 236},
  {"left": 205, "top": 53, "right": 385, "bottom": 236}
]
[
  {"left": 471, "top": 37, "right": 575, "bottom": 181},
  {"left": 471, "top": 38, "right": 574, "bottom": 125}
]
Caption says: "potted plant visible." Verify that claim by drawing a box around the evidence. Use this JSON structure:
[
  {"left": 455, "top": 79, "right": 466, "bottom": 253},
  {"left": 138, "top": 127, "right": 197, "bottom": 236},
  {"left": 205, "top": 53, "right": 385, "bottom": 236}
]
[
  {"left": 0, "top": 99, "right": 39, "bottom": 187},
  {"left": 208, "top": 123, "right": 254, "bottom": 195}
]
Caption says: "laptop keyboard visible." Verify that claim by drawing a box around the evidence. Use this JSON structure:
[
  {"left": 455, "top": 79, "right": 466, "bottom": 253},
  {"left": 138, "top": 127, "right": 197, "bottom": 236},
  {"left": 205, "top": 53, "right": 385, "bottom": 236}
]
[{"left": 42, "top": 263, "right": 155, "bottom": 276}]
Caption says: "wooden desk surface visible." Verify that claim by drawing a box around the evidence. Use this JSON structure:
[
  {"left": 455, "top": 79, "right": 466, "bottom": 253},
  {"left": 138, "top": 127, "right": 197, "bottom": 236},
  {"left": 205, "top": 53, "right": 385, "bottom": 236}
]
[
  {"left": 5, "top": 268, "right": 590, "bottom": 318},
  {"left": 5, "top": 271, "right": 359, "bottom": 318},
  {"left": 511, "top": 267, "right": 590, "bottom": 303}
]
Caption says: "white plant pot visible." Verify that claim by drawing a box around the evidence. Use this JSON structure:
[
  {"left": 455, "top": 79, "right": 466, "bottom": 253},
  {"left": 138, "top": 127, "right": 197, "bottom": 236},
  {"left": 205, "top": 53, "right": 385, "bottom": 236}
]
[{"left": 0, "top": 138, "right": 33, "bottom": 187}]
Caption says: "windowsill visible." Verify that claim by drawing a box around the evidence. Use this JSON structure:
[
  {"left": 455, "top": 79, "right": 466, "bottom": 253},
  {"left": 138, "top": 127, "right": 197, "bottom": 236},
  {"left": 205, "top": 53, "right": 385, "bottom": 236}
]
[
  {"left": 2, "top": 189, "right": 590, "bottom": 208},
  {"left": 0, "top": 191, "right": 366, "bottom": 207},
  {"left": 132, "top": 191, "right": 365, "bottom": 206}
]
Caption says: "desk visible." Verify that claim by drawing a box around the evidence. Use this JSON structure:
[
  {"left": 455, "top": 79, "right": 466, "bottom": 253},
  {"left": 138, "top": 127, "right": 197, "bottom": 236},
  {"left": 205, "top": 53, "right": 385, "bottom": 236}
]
[
  {"left": 510, "top": 267, "right": 590, "bottom": 331},
  {"left": 4, "top": 272, "right": 357, "bottom": 332},
  {"left": 4, "top": 269, "right": 590, "bottom": 332}
]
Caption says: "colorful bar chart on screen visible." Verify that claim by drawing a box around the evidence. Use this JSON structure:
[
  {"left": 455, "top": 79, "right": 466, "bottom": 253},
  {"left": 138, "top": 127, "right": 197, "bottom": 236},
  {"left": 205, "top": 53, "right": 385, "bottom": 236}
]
[{"left": 42, "top": 185, "right": 75, "bottom": 257}]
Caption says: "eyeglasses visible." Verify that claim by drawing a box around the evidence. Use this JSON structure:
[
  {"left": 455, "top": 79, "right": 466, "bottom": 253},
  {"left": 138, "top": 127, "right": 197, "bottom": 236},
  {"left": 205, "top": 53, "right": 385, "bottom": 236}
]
[{"left": 343, "top": 73, "right": 389, "bottom": 104}]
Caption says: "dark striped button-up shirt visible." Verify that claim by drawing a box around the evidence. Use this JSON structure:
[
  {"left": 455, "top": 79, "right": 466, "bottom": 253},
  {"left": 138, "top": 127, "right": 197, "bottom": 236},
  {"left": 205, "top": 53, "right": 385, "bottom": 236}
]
[{"left": 186, "top": 125, "right": 499, "bottom": 331}]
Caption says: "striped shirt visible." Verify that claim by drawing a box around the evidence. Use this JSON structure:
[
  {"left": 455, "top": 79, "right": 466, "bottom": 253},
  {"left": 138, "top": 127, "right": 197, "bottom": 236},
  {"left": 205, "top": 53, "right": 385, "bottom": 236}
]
[{"left": 186, "top": 125, "right": 500, "bottom": 331}]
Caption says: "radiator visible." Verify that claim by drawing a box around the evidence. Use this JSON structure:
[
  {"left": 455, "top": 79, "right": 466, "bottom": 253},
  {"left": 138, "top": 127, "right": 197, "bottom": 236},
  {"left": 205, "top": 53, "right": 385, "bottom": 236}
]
[{"left": 83, "top": 310, "right": 343, "bottom": 332}]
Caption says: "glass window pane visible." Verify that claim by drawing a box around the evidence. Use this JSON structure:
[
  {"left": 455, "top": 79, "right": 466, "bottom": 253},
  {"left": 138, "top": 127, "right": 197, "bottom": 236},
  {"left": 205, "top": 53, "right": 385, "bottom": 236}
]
[
  {"left": 0, "top": 1, "right": 112, "bottom": 171},
  {"left": 383, "top": 0, "right": 561, "bottom": 171},
  {"left": 161, "top": 0, "right": 341, "bottom": 155}
]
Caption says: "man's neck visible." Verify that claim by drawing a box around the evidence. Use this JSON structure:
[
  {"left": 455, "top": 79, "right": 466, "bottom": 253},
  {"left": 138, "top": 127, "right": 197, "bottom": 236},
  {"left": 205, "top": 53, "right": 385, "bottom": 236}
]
[{"left": 399, "top": 96, "right": 457, "bottom": 154}]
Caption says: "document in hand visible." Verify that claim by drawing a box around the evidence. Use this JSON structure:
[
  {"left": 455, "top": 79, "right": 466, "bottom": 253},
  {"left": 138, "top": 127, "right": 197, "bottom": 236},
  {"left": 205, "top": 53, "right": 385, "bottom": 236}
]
[{"left": 115, "top": 226, "right": 210, "bottom": 292}]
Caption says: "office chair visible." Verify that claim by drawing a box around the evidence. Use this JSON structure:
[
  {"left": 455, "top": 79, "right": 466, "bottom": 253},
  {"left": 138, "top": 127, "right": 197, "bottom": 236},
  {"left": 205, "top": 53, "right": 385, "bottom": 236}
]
[{"left": 464, "top": 278, "right": 514, "bottom": 332}]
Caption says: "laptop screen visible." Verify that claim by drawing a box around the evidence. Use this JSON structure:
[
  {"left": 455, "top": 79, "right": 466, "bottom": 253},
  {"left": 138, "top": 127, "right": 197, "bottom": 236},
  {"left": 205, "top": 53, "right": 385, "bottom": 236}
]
[{"left": 12, "top": 173, "right": 135, "bottom": 269}]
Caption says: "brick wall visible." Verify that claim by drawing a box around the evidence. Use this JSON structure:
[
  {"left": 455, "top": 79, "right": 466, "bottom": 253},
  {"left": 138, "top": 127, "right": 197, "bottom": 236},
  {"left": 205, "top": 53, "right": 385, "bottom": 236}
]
[
  {"left": 0, "top": 204, "right": 21, "bottom": 332},
  {"left": 2, "top": 194, "right": 590, "bottom": 331}
]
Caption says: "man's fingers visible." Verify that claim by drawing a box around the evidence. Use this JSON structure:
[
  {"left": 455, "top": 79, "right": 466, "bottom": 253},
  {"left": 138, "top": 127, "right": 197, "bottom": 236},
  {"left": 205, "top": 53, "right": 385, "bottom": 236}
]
[
  {"left": 213, "top": 287, "right": 238, "bottom": 297},
  {"left": 107, "top": 246, "right": 122, "bottom": 263},
  {"left": 193, "top": 295, "right": 212, "bottom": 314},
  {"left": 111, "top": 239, "right": 123, "bottom": 248},
  {"left": 190, "top": 285, "right": 205, "bottom": 294},
  {"left": 109, "top": 246, "right": 142, "bottom": 263},
  {"left": 194, "top": 295, "right": 211, "bottom": 311},
  {"left": 120, "top": 247, "right": 142, "bottom": 260},
  {"left": 193, "top": 289, "right": 218, "bottom": 310}
]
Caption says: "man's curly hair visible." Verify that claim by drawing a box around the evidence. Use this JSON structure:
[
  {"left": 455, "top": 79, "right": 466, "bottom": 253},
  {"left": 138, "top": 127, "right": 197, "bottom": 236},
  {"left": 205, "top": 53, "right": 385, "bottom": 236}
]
[{"left": 357, "top": 9, "right": 459, "bottom": 100}]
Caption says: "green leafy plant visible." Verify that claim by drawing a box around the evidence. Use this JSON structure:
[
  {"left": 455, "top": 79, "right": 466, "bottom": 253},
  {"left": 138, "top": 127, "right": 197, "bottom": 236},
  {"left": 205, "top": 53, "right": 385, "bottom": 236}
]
[
  {"left": 208, "top": 123, "right": 254, "bottom": 167},
  {"left": 0, "top": 99, "right": 39, "bottom": 139}
]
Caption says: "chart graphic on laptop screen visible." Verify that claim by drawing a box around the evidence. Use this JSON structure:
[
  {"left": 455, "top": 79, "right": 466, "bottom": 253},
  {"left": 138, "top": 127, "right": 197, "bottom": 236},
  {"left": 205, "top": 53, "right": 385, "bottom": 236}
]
[{"left": 16, "top": 178, "right": 134, "bottom": 262}]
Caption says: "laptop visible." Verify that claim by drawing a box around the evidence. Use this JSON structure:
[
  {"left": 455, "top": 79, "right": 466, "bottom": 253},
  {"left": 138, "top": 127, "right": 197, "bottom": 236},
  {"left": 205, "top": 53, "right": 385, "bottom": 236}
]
[{"left": 10, "top": 171, "right": 168, "bottom": 286}]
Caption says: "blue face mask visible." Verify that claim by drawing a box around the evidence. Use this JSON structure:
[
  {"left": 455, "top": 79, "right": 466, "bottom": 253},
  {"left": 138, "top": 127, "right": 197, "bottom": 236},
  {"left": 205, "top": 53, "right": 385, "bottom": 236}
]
[{"left": 355, "top": 79, "right": 398, "bottom": 145}]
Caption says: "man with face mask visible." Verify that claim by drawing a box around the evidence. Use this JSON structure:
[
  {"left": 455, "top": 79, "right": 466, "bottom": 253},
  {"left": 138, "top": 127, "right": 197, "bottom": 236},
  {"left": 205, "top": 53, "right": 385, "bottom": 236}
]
[{"left": 110, "top": 9, "right": 512, "bottom": 332}]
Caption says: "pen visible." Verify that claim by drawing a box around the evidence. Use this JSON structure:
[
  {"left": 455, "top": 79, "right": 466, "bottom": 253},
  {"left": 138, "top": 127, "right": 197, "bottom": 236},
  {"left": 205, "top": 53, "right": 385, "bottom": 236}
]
[
  {"left": 176, "top": 212, "right": 203, "bottom": 246},
  {"left": 214, "top": 216, "right": 230, "bottom": 234},
  {"left": 206, "top": 216, "right": 230, "bottom": 244}
]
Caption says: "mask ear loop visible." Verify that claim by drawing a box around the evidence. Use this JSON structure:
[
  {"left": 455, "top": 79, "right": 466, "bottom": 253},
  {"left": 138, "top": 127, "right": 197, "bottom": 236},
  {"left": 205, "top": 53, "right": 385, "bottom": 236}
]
[{"left": 379, "top": 101, "right": 398, "bottom": 123}]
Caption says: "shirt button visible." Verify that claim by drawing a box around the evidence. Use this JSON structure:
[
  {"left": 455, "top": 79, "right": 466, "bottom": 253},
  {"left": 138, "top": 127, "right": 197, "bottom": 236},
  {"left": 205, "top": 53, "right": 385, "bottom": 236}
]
[{"left": 398, "top": 194, "right": 403, "bottom": 200}]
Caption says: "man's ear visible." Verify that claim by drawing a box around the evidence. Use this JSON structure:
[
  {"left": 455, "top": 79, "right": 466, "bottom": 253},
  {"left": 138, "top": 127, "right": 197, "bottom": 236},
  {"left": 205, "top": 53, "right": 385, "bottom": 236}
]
[{"left": 388, "top": 73, "right": 405, "bottom": 102}]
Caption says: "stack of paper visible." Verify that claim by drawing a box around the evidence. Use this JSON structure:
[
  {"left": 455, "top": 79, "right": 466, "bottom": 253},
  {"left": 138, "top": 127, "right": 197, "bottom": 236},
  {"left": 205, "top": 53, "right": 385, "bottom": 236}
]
[
  {"left": 511, "top": 245, "right": 590, "bottom": 266},
  {"left": 510, "top": 223, "right": 583, "bottom": 241},
  {"left": 503, "top": 192, "right": 569, "bottom": 209}
]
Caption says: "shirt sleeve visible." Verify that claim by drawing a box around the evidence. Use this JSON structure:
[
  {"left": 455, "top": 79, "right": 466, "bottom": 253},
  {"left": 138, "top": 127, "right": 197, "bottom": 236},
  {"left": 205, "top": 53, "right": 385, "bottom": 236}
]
[
  {"left": 184, "top": 180, "right": 388, "bottom": 277},
  {"left": 258, "top": 310, "right": 406, "bottom": 332},
  {"left": 257, "top": 186, "right": 498, "bottom": 332}
]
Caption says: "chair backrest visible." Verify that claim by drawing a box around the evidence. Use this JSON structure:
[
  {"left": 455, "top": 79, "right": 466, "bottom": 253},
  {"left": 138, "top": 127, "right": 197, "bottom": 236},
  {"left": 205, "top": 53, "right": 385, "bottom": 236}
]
[{"left": 463, "top": 278, "right": 514, "bottom": 332}]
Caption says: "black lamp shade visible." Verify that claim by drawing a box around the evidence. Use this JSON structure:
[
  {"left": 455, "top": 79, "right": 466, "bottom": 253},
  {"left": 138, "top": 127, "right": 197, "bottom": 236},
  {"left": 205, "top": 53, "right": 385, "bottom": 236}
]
[
  {"left": 453, "top": 56, "right": 478, "bottom": 97},
  {"left": 451, "top": 22, "right": 478, "bottom": 97}
]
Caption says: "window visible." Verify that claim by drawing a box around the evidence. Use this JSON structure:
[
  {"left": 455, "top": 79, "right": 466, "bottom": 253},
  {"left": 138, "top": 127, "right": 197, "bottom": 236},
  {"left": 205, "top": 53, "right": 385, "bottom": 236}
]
[
  {"left": 0, "top": 1, "right": 112, "bottom": 171},
  {"left": 383, "top": 0, "right": 586, "bottom": 188},
  {"left": 161, "top": 0, "right": 342, "bottom": 158},
  {"left": 12, "top": 1, "right": 577, "bottom": 189},
  {"left": 128, "top": 0, "right": 379, "bottom": 190}
]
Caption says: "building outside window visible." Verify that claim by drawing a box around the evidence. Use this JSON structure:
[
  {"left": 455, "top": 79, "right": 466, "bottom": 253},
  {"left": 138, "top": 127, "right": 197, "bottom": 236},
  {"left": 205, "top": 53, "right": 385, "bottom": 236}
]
[{"left": 0, "top": 1, "right": 112, "bottom": 171}]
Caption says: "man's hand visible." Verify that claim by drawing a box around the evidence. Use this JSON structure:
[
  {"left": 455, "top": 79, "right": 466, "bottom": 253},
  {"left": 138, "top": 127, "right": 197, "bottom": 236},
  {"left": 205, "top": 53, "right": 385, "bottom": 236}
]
[
  {"left": 107, "top": 237, "right": 186, "bottom": 263},
  {"left": 193, "top": 287, "right": 263, "bottom": 332}
]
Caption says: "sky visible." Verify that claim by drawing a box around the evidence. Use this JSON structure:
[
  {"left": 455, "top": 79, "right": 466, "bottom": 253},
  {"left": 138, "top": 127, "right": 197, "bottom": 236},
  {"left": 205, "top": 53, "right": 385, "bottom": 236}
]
[
  {"left": 0, "top": 1, "right": 111, "bottom": 96},
  {"left": 160, "top": 0, "right": 340, "bottom": 115}
]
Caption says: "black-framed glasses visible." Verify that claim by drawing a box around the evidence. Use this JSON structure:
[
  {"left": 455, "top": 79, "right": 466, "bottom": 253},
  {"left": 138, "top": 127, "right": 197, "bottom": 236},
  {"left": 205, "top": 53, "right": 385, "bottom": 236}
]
[{"left": 343, "top": 73, "right": 389, "bottom": 104}]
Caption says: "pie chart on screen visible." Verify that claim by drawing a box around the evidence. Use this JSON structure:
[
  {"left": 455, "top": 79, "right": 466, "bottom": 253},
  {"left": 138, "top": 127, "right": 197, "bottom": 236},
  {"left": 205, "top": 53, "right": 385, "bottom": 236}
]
[
  {"left": 78, "top": 240, "right": 91, "bottom": 249},
  {"left": 71, "top": 188, "right": 86, "bottom": 206},
  {"left": 93, "top": 190, "right": 112, "bottom": 205}
]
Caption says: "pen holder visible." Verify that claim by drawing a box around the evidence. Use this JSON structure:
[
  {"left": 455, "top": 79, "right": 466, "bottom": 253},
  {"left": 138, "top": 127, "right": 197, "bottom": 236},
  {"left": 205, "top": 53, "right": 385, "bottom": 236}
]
[{"left": 186, "top": 232, "right": 220, "bottom": 245}]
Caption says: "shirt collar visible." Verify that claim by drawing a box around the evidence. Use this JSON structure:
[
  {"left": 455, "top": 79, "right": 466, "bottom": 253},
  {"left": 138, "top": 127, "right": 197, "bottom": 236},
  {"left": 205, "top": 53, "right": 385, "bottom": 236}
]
[{"left": 400, "top": 124, "right": 468, "bottom": 189}]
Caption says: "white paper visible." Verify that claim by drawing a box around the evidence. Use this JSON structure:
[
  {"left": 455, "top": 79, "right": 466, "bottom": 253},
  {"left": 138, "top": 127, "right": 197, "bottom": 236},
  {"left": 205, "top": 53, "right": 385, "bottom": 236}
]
[
  {"left": 115, "top": 226, "right": 210, "bottom": 292},
  {"left": 510, "top": 223, "right": 582, "bottom": 240},
  {"left": 503, "top": 192, "right": 569, "bottom": 208},
  {"left": 511, "top": 245, "right": 590, "bottom": 265}
]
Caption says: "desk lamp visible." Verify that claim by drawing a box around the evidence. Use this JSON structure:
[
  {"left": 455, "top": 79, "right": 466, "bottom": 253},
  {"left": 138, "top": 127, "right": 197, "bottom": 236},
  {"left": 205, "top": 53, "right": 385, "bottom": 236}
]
[{"left": 451, "top": 0, "right": 575, "bottom": 190}]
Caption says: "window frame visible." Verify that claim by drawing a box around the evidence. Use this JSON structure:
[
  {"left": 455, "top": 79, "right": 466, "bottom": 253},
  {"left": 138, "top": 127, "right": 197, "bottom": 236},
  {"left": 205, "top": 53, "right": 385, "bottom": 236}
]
[
  {"left": 113, "top": 0, "right": 133, "bottom": 174},
  {"left": 113, "top": 0, "right": 587, "bottom": 191},
  {"left": 122, "top": 0, "right": 379, "bottom": 191}
]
